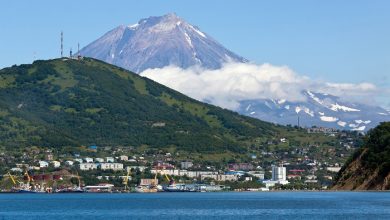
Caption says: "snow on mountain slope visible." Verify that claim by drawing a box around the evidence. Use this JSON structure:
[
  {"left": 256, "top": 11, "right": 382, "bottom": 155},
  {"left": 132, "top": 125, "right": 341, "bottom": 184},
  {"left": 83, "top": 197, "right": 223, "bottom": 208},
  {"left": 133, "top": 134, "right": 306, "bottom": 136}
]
[
  {"left": 79, "top": 13, "right": 247, "bottom": 73},
  {"left": 238, "top": 90, "right": 389, "bottom": 131}
]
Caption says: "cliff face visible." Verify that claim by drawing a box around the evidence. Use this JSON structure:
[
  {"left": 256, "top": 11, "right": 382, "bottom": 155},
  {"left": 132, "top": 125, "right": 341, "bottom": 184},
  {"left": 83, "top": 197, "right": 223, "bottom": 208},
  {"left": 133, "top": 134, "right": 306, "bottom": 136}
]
[{"left": 333, "top": 122, "right": 390, "bottom": 190}]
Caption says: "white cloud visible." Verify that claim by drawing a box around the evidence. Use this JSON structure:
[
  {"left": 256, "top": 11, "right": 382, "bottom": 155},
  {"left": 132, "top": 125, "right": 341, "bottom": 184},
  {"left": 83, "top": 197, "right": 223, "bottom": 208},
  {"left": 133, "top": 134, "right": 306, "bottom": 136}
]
[{"left": 140, "top": 62, "right": 384, "bottom": 110}]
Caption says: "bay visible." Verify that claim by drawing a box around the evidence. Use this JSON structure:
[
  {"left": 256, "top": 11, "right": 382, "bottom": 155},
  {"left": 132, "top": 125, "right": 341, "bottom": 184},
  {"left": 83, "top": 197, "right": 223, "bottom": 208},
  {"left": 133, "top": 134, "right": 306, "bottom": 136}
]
[{"left": 0, "top": 192, "right": 389, "bottom": 219}]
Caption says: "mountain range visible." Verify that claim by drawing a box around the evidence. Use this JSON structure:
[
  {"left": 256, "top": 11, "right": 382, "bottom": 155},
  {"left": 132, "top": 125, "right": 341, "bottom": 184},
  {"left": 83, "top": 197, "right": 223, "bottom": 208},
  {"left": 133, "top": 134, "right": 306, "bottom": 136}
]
[{"left": 79, "top": 13, "right": 389, "bottom": 131}]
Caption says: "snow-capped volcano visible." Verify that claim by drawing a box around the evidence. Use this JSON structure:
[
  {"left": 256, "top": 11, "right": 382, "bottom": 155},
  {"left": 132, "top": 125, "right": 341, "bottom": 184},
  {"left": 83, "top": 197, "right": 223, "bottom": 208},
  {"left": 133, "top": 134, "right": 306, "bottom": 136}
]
[
  {"left": 79, "top": 13, "right": 247, "bottom": 73},
  {"left": 79, "top": 13, "right": 389, "bottom": 132},
  {"left": 239, "top": 90, "right": 389, "bottom": 131}
]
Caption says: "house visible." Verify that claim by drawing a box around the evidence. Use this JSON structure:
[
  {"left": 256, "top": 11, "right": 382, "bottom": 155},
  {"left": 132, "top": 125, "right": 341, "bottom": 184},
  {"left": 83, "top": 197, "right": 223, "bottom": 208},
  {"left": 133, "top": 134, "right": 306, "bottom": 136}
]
[
  {"left": 99, "top": 163, "right": 123, "bottom": 171},
  {"left": 105, "top": 157, "right": 115, "bottom": 163},
  {"left": 51, "top": 161, "right": 61, "bottom": 168},
  {"left": 39, "top": 161, "right": 49, "bottom": 168},
  {"left": 119, "top": 155, "right": 128, "bottom": 161},
  {"left": 79, "top": 163, "right": 98, "bottom": 170},
  {"left": 84, "top": 157, "right": 93, "bottom": 163}
]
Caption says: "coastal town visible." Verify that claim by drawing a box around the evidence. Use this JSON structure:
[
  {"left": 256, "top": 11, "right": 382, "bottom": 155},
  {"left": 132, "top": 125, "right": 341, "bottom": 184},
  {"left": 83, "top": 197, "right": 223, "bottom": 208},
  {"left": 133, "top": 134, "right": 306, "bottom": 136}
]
[{"left": 0, "top": 128, "right": 360, "bottom": 193}]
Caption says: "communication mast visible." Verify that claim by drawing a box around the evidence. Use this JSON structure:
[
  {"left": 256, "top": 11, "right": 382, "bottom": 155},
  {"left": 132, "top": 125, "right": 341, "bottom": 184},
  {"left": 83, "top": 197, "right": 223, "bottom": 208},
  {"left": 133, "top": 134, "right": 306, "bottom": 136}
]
[{"left": 61, "top": 31, "right": 63, "bottom": 57}]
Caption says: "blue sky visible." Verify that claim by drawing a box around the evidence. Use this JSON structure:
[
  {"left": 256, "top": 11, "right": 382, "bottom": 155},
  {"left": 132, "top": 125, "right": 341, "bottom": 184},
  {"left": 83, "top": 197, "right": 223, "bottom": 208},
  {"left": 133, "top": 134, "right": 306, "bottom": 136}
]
[{"left": 0, "top": 0, "right": 389, "bottom": 106}]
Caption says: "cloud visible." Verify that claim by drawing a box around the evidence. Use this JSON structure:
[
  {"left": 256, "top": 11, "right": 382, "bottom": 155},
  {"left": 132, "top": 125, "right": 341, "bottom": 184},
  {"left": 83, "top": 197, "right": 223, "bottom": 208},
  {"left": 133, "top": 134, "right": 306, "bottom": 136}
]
[{"left": 140, "top": 62, "right": 385, "bottom": 110}]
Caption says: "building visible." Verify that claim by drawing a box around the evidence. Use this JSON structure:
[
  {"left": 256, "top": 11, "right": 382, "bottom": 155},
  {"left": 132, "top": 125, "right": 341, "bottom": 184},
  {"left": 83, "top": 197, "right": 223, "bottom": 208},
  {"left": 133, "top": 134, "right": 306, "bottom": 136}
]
[
  {"left": 95, "top": 158, "right": 104, "bottom": 163},
  {"left": 272, "top": 165, "right": 287, "bottom": 182},
  {"left": 45, "top": 154, "right": 54, "bottom": 161},
  {"left": 228, "top": 163, "right": 254, "bottom": 171},
  {"left": 140, "top": 179, "right": 158, "bottom": 186},
  {"left": 127, "top": 166, "right": 147, "bottom": 172},
  {"left": 39, "top": 161, "right": 49, "bottom": 168},
  {"left": 99, "top": 163, "right": 124, "bottom": 171},
  {"left": 247, "top": 171, "right": 265, "bottom": 180},
  {"left": 181, "top": 161, "right": 193, "bottom": 169},
  {"left": 79, "top": 163, "right": 98, "bottom": 171},
  {"left": 74, "top": 158, "right": 83, "bottom": 164},
  {"left": 262, "top": 165, "right": 289, "bottom": 188},
  {"left": 105, "top": 157, "right": 115, "bottom": 163},
  {"left": 84, "top": 157, "right": 93, "bottom": 163},
  {"left": 65, "top": 161, "right": 74, "bottom": 166},
  {"left": 201, "top": 174, "right": 239, "bottom": 182},
  {"left": 119, "top": 155, "right": 128, "bottom": 161},
  {"left": 326, "top": 167, "right": 342, "bottom": 173},
  {"left": 51, "top": 161, "right": 61, "bottom": 168}
]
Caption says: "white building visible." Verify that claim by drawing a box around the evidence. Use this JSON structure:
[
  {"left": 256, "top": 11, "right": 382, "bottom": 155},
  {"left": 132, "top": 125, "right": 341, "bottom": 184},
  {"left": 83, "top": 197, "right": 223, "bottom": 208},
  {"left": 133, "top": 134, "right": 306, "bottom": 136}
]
[
  {"left": 39, "top": 161, "right": 49, "bottom": 168},
  {"left": 247, "top": 171, "right": 265, "bottom": 180},
  {"left": 151, "top": 169, "right": 218, "bottom": 178},
  {"left": 263, "top": 165, "right": 289, "bottom": 188},
  {"left": 326, "top": 167, "right": 342, "bottom": 173},
  {"left": 105, "top": 157, "right": 115, "bottom": 163},
  {"left": 51, "top": 161, "right": 61, "bottom": 168},
  {"left": 73, "top": 159, "right": 83, "bottom": 164},
  {"left": 95, "top": 158, "right": 104, "bottom": 163},
  {"left": 65, "top": 161, "right": 74, "bottom": 166},
  {"left": 272, "top": 165, "right": 287, "bottom": 182},
  {"left": 84, "top": 157, "right": 93, "bottom": 163},
  {"left": 79, "top": 163, "right": 98, "bottom": 170},
  {"left": 100, "top": 163, "right": 124, "bottom": 171},
  {"left": 201, "top": 174, "right": 239, "bottom": 181},
  {"left": 181, "top": 161, "right": 193, "bottom": 169}
]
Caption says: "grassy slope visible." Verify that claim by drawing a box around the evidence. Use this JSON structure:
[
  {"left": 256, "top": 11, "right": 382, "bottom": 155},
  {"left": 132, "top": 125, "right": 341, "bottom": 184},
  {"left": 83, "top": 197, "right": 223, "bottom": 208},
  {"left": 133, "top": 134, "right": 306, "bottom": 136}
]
[{"left": 0, "top": 58, "right": 337, "bottom": 157}]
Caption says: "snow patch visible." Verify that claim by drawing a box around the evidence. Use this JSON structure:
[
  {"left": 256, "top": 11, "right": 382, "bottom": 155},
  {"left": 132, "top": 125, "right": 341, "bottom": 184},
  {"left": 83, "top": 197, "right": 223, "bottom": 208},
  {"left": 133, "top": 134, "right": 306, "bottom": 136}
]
[
  {"left": 250, "top": 111, "right": 256, "bottom": 115},
  {"left": 337, "top": 121, "right": 347, "bottom": 127},
  {"left": 295, "top": 106, "right": 313, "bottom": 117},
  {"left": 284, "top": 105, "right": 290, "bottom": 110},
  {"left": 352, "top": 126, "right": 366, "bottom": 131},
  {"left": 318, "top": 112, "right": 325, "bottom": 116},
  {"left": 307, "top": 90, "right": 324, "bottom": 105},
  {"left": 355, "top": 120, "right": 371, "bottom": 124},
  {"left": 295, "top": 106, "right": 302, "bottom": 114},
  {"left": 245, "top": 104, "right": 251, "bottom": 112},
  {"left": 278, "top": 99, "right": 286, "bottom": 104},
  {"left": 111, "top": 54, "right": 115, "bottom": 59},
  {"left": 184, "top": 32, "right": 193, "bottom": 48},
  {"left": 320, "top": 116, "right": 338, "bottom": 122},
  {"left": 189, "top": 25, "right": 206, "bottom": 38},
  {"left": 128, "top": 23, "right": 139, "bottom": 29},
  {"left": 378, "top": 112, "right": 388, "bottom": 116},
  {"left": 330, "top": 103, "right": 360, "bottom": 112}
]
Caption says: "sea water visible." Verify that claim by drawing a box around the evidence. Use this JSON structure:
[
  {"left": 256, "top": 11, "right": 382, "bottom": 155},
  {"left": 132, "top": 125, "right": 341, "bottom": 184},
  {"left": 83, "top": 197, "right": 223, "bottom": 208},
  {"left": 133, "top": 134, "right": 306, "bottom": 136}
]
[{"left": 0, "top": 192, "right": 389, "bottom": 219}]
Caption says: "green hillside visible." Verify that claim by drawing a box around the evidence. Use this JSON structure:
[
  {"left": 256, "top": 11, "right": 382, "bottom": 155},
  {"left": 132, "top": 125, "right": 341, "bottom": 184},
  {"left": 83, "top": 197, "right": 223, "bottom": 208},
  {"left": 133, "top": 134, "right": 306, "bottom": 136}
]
[
  {"left": 0, "top": 58, "right": 342, "bottom": 157},
  {"left": 333, "top": 122, "right": 390, "bottom": 190}
]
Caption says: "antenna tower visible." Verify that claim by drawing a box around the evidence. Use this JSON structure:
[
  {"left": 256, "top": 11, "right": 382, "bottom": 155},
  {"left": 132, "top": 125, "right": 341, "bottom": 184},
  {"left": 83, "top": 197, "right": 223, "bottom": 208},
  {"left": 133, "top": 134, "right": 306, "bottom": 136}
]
[{"left": 61, "top": 31, "right": 63, "bottom": 57}]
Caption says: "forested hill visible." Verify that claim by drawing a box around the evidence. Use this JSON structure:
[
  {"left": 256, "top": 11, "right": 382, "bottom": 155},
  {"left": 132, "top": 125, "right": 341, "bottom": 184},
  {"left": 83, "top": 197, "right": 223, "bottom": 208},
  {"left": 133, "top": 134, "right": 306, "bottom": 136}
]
[
  {"left": 0, "top": 58, "right": 282, "bottom": 152},
  {"left": 333, "top": 122, "right": 390, "bottom": 190}
]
